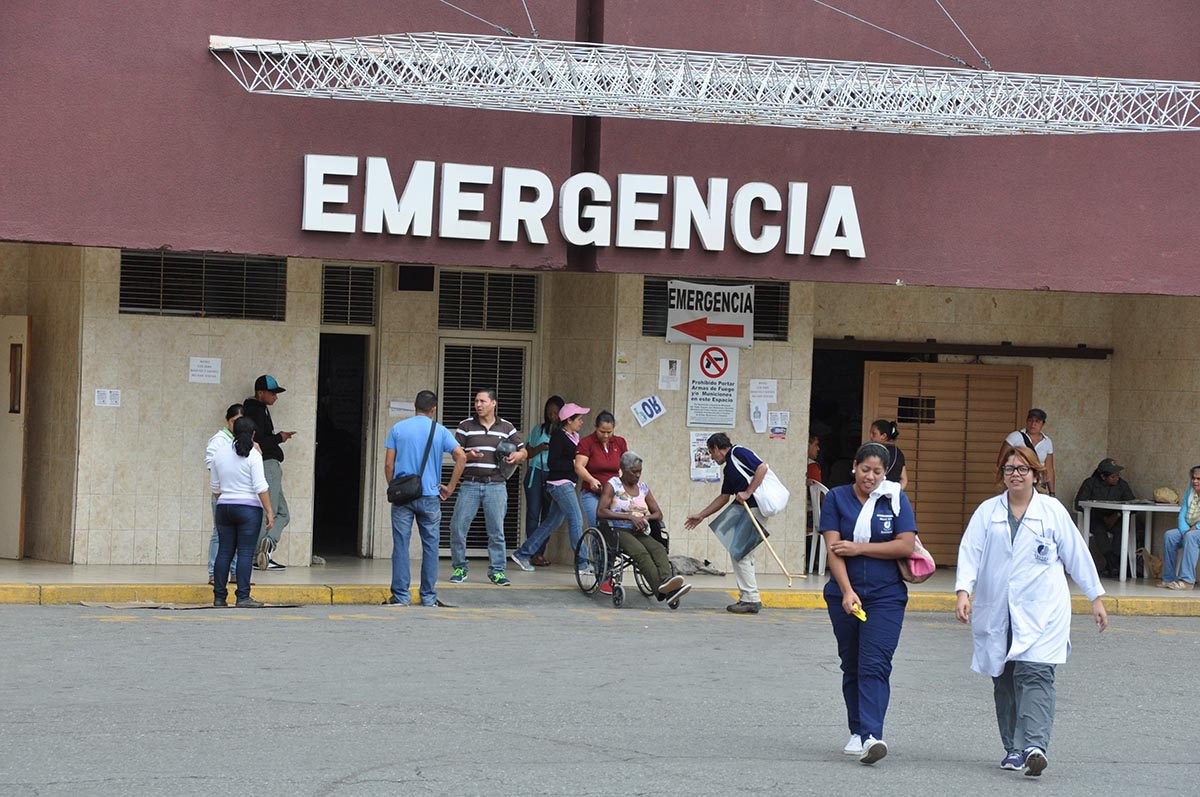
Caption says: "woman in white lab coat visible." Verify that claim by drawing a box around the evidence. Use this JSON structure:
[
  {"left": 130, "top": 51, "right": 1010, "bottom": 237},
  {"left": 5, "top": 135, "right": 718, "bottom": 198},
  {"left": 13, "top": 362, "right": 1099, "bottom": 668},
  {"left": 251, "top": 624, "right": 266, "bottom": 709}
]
[{"left": 955, "top": 445, "right": 1107, "bottom": 778}]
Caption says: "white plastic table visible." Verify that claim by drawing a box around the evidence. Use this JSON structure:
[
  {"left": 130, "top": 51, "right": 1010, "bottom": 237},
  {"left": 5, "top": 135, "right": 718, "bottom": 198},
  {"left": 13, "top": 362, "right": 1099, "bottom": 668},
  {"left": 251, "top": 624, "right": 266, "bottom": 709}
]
[{"left": 1078, "top": 500, "right": 1179, "bottom": 582}]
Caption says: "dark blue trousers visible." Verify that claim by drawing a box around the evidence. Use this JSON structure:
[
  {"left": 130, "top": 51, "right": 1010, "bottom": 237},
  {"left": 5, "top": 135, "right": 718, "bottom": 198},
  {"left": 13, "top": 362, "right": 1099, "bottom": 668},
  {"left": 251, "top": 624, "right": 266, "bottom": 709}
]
[
  {"left": 214, "top": 503, "right": 262, "bottom": 603},
  {"left": 825, "top": 585, "right": 907, "bottom": 741}
]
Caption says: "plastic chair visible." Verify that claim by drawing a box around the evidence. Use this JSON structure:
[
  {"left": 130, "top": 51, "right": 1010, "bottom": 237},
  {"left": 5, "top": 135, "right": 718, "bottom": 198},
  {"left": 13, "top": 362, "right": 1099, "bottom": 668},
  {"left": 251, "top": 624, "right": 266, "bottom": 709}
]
[{"left": 808, "top": 479, "right": 829, "bottom": 576}]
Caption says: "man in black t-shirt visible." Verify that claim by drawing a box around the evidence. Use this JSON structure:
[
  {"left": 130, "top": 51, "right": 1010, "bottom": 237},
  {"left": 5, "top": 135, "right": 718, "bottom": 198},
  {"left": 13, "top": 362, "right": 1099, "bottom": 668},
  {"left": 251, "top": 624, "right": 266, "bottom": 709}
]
[{"left": 242, "top": 375, "right": 295, "bottom": 571}]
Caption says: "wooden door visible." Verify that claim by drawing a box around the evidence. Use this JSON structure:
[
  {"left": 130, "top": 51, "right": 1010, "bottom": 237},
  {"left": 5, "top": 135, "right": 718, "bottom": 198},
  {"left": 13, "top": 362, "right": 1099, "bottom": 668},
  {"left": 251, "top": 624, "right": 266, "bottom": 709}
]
[
  {"left": 864, "top": 362, "right": 1031, "bottom": 565},
  {"left": 1, "top": 316, "right": 30, "bottom": 559}
]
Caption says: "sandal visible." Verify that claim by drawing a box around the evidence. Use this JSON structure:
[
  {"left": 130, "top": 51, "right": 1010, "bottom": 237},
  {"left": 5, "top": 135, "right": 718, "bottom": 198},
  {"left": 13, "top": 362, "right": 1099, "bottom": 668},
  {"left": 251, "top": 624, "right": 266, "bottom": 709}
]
[
  {"left": 1168, "top": 580, "right": 1195, "bottom": 590},
  {"left": 530, "top": 555, "right": 552, "bottom": 567},
  {"left": 1157, "top": 581, "right": 1176, "bottom": 588}
]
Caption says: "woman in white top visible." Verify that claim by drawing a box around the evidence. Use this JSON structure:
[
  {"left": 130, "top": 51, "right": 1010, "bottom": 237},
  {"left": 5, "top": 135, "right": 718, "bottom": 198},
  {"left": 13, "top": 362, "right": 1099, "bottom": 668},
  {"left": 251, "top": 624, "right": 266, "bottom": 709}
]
[
  {"left": 956, "top": 445, "right": 1106, "bottom": 777},
  {"left": 210, "top": 417, "right": 274, "bottom": 607},
  {"left": 596, "top": 451, "right": 690, "bottom": 607},
  {"left": 997, "top": 408, "right": 1055, "bottom": 496}
]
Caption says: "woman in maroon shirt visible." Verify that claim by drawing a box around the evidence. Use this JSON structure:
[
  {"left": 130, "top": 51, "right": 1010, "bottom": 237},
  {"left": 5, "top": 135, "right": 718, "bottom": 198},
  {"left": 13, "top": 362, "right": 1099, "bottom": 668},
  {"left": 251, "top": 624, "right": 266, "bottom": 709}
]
[{"left": 574, "top": 410, "right": 628, "bottom": 529}]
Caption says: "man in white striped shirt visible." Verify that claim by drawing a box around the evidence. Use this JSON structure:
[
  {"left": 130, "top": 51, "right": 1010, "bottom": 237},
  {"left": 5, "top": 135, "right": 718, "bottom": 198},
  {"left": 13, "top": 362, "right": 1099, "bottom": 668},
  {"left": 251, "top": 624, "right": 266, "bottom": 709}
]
[{"left": 448, "top": 389, "right": 527, "bottom": 586}]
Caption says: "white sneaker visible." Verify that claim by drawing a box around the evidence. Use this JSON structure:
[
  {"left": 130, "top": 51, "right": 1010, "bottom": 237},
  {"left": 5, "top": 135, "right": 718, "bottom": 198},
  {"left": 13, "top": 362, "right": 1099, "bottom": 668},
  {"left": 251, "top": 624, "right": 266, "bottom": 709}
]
[
  {"left": 860, "top": 736, "right": 888, "bottom": 764},
  {"left": 510, "top": 552, "right": 535, "bottom": 572},
  {"left": 842, "top": 734, "right": 863, "bottom": 755}
]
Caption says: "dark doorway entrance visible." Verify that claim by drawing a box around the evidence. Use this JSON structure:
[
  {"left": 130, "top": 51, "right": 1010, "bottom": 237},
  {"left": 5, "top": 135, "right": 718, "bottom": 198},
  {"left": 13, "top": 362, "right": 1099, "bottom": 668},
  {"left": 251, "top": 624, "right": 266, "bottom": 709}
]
[
  {"left": 314, "top": 333, "right": 368, "bottom": 556},
  {"left": 809, "top": 349, "right": 934, "bottom": 489}
]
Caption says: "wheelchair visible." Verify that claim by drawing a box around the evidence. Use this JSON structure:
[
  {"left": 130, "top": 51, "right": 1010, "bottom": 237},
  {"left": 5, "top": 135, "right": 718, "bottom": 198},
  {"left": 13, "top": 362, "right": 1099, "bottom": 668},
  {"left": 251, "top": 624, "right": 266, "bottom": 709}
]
[{"left": 574, "top": 518, "right": 674, "bottom": 608}]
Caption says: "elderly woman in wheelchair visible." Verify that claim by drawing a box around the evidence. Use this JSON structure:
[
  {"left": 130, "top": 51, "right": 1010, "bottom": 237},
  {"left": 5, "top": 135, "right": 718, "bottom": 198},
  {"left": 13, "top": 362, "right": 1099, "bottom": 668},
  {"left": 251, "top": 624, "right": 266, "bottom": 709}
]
[{"left": 590, "top": 451, "right": 692, "bottom": 608}]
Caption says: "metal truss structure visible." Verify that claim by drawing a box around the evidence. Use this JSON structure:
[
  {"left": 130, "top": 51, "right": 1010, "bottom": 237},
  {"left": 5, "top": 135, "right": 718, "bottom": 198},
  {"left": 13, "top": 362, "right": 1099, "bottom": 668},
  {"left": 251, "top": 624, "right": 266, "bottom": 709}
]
[{"left": 210, "top": 32, "right": 1200, "bottom": 136}]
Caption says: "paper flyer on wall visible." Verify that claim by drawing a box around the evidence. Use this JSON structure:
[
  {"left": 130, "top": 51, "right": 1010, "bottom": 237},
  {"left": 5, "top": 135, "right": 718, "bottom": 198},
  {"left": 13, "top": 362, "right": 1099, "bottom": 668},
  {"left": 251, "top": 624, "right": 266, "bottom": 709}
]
[{"left": 690, "top": 431, "right": 721, "bottom": 481}]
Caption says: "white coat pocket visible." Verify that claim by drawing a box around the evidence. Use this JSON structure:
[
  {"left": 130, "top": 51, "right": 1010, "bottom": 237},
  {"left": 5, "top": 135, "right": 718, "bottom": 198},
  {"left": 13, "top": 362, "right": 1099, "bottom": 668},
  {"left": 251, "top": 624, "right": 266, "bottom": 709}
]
[{"left": 1031, "top": 538, "right": 1058, "bottom": 566}]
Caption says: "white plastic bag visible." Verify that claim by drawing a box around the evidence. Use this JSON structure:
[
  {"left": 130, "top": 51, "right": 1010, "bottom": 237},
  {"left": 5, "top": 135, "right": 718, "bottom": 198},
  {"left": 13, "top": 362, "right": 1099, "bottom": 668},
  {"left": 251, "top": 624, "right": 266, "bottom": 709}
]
[{"left": 729, "top": 447, "right": 790, "bottom": 517}]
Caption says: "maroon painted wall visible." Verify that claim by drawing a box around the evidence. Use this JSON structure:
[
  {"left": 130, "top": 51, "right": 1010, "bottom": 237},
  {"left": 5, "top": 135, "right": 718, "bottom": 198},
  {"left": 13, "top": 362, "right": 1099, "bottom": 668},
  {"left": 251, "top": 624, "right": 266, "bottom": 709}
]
[
  {"left": 1, "top": 1, "right": 577, "bottom": 269},
  {"left": 3, "top": 1, "right": 1200, "bottom": 293}
]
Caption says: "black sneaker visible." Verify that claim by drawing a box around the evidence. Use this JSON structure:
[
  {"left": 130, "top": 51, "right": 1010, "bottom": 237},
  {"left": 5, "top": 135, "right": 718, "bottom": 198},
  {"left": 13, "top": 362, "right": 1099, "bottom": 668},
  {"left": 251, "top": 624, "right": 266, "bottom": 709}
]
[
  {"left": 381, "top": 595, "right": 408, "bottom": 606},
  {"left": 726, "top": 600, "right": 762, "bottom": 614},
  {"left": 489, "top": 572, "right": 511, "bottom": 586},
  {"left": 213, "top": 598, "right": 228, "bottom": 607},
  {"left": 266, "top": 558, "right": 286, "bottom": 570},
  {"left": 235, "top": 598, "right": 264, "bottom": 608},
  {"left": 666, "top": 583, "right": 692, "bottom": 608},
  {"left": 422, "top": 599, "right": 456, "bottom": 608}
]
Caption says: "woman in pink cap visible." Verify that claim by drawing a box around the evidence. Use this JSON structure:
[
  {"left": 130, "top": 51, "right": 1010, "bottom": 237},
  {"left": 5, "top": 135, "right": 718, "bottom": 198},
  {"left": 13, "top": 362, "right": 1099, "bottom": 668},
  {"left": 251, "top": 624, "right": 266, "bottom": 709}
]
[{"left": 511, "top": 402, "right": 592, "bottom": 576}]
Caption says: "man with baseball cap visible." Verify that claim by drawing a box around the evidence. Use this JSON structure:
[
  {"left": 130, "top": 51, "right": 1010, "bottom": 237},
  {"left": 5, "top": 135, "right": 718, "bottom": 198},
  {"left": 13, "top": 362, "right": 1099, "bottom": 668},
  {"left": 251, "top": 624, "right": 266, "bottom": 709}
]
[
  {"left": 242, "top": 375, "right": 296, "bottom": 571},
  {"left": 997, "top": 408, "right": 1056, "bottom": 496},
  {"left": 1074, "top": 457, "right": 1138, "bottom": 577}
]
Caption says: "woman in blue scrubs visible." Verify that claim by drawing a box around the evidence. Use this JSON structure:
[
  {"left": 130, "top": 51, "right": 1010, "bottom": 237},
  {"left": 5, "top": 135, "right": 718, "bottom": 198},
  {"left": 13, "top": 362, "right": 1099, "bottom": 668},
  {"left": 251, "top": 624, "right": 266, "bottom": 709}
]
[{"left": 819, "top": 442, "right": 917, "bottom": 765}]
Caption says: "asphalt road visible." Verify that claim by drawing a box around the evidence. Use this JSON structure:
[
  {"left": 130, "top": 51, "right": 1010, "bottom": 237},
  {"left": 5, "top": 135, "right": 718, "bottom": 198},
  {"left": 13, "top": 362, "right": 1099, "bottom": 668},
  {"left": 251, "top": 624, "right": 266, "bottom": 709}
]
[{"left": 1, "top": 591, "right": 1198, "bottom": 796}]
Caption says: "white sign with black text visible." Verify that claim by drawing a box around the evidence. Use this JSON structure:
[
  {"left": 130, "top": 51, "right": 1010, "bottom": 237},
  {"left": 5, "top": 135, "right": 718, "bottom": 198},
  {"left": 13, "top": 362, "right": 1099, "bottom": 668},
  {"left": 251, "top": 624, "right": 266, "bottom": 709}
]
[
  {"left": 687, "top": 344, "right": 739, "bottom": 428},
  {"left": 666, "top": 281, "right": 755, "bottom": 348}
]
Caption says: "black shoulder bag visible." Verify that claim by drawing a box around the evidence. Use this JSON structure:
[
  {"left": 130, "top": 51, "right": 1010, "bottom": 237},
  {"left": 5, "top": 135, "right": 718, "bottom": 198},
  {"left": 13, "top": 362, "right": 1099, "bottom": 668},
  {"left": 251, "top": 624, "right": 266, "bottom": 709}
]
[{"left": 387, "top": 420, "right": 438, "bottom": 506}]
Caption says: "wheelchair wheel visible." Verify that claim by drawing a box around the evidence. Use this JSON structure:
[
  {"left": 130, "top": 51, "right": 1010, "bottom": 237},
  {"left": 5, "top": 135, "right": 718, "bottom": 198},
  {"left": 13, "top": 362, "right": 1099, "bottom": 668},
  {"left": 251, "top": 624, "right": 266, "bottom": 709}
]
[
  {"left": 574, "top": 527, "right": 608, "bottom": 595},
  {"left": 612, "top": 585, "right": 625, "bottom": 608},
  {"left": 632, "top": 562, "right": 655, "bottom": 597}
]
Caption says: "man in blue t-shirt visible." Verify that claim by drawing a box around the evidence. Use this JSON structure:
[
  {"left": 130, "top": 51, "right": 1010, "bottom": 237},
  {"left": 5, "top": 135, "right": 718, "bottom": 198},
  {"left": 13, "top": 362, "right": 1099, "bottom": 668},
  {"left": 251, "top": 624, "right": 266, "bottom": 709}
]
[
  {"left": 684, "top": 432, "right": 768, "bottom": 614},
  {"left": 382, "top": 390, "right": 466, "bottom": 607}
]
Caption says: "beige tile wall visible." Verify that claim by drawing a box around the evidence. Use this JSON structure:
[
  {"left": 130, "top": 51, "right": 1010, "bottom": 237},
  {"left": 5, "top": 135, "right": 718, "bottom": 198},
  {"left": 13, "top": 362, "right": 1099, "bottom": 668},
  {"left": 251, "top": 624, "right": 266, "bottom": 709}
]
[
  {"left": 72, "top": 250, "right": 320, "bottom": 566},
  {"left": 0, "top": 243, "right": 30, "bottom": 315},
  {"left": 813, "top": 283, "right": 1115, "bottom": 512},
  {"left": 1108, "top": 294, "right": 1200, "bottom": 543},
  {"left": 24, "top": 245, "right": 83, "bottom": 562},
  {"left": 611, "top": 276, "right": 816, "bottom": 575},
  {"left": 370, "top": 268, "right": 442, "bottom": 560}
]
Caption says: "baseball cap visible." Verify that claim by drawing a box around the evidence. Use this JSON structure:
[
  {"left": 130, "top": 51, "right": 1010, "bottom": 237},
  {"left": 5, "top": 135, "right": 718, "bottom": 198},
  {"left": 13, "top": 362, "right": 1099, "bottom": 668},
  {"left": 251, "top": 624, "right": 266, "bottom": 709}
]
[
  {"left": 1026, "top": 408, "right": 1047, "bottom": 421},
  {"left": 1097, "top": 458, "right": 1123, "bottom": 475},
  {"left": 559, "top": 402, "right": 590, "bottom": 420},
  {"left": 255, "top": 374, "right": 286, "bottom": 393}
]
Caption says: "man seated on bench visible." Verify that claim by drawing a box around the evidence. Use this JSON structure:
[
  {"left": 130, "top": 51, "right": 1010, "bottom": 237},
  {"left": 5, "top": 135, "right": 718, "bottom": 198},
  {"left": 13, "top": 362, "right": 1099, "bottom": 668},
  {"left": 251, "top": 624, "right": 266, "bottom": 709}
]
[{"left": 597, "top": 451, "right": 691, "bottom": 606}]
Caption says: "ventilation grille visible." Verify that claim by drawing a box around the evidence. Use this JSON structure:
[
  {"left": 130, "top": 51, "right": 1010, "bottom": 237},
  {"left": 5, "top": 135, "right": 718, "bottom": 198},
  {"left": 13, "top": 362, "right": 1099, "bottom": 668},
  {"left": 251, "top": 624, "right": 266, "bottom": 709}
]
[
  {"left": 438, "top": 271, "right": 537, "bottom": 332},
  {"left": 439, "top": 343, "right": 529, "bottom": 552},
  {"left": 641, "top": 276, "right": 789, "bottom": 340},
  {"left": 119, "top": 250, "right": 287, "bottom": 321},
  {"left": 321, "top": 264, "right": 377, "bottom": 326}
]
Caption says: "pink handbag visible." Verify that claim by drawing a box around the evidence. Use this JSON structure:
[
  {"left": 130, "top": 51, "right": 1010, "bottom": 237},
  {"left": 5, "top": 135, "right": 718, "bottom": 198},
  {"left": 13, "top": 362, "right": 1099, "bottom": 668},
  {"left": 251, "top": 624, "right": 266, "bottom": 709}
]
[{"left": 898, "top": 535, "right": 936, "bottom": 583}]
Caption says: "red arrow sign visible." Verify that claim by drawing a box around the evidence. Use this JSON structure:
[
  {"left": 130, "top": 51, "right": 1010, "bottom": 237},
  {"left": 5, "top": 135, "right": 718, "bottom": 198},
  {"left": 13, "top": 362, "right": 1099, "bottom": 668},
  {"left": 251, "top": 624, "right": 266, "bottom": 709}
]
[{"left": 670, "top": 317, "right": 745, "bottom": 342}]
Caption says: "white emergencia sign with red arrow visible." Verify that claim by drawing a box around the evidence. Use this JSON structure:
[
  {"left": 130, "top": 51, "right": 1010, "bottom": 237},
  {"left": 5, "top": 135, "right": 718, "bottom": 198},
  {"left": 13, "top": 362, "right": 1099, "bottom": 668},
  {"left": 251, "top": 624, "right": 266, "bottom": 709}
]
[{"left": 665, "top": 280, "right": 754, "bottom": 349}]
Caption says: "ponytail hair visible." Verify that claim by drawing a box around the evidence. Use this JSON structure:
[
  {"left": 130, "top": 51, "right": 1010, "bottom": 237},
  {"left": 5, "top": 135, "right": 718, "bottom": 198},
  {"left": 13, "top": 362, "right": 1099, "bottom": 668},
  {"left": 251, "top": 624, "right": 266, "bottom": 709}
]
[
  {"left": 232, "top": 417, "right": 257, "bottom": 458},
  {"left": 870, "top": 419, "right": 899, "bottom": 441}
]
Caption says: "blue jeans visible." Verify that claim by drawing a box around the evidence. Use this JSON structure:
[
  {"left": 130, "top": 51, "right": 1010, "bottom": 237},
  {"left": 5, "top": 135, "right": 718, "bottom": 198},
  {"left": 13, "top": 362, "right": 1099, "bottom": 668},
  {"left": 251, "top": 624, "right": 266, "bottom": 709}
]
[
  {"left": 391, "top": 495, "right": 442, "bottom": 605},
  {"left": 825, "top": 583, "right": 908, "bottom": 741},
  {"left": 524, "top": 468, "right": 551, "bottom": 556},
  {"left": 515, "top": 482, "right": 585, "bottom": 568},
  {"left": 580, "top": 489, "right": 600, "bottom": 530},
  {"left": 214, "top": 503, "right": 262, "bottom": 603},
  {"left": 207, "top": 497, "right": 238, "bottom": 577},
  {"left": 449, "top": 481, "right": 509, "bottom": 575},
  {"left": 1163, "top": 526, "right": 1200, "bottom": 584}
]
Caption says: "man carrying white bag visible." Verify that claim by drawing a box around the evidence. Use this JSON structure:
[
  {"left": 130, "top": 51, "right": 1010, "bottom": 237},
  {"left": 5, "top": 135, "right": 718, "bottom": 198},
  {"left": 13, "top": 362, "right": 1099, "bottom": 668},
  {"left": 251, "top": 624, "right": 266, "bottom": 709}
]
[{"left": 684, "top": 433, "right": 790, "bottom": 614}]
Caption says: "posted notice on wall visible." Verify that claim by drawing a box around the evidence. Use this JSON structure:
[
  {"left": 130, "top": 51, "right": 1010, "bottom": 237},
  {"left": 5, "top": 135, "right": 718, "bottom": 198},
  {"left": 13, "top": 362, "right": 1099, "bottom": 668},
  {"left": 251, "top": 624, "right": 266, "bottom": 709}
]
[
  {"left": 658, "top": 358, "right": 681, "bottom": 391},
  {"left": 94, "top": 389, "right": 121, "bottom": 407},
  {"left": 690, "top": 431, "right": 721, "bottom": 481},
  {"left": 630, "top": 395, "right": 667, "bottom": 427},
  {"left": 188, "top": 357, "right": 222, "bottom": 384},
  {"left": 687, "top": 344, "right": 738, "bottom": 428},
  {"left": 769, "top": 410, "right": 790, "bottom": 440}
]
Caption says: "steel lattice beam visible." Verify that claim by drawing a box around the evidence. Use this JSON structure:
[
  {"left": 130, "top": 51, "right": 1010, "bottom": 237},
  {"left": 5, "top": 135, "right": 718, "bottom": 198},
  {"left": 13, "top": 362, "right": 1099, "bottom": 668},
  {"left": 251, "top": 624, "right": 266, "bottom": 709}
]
[{"left": 209, "top": 32, "right": 1200, "bottom": 136}]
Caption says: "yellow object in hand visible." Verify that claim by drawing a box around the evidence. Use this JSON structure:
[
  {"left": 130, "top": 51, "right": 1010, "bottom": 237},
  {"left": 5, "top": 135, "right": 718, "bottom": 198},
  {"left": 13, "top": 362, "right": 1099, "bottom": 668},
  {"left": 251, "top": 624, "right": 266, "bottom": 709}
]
[{"left": 851, "top": 603, "right": 867, "bottom": 622}]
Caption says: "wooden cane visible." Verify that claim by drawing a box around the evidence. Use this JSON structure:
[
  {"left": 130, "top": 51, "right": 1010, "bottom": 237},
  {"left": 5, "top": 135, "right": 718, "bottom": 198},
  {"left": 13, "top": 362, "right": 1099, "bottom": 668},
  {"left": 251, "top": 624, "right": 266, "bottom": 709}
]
[{"left": 742, "top": 502, "right": 805, "bottom": 586}]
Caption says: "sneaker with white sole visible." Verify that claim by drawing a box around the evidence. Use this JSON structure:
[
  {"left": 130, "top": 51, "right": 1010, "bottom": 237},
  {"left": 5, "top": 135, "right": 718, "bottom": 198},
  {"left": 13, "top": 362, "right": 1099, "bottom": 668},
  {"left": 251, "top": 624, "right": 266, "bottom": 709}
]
[
  {"left": 511, "top": 552, "right": 535, "bottom": 572},
  {"left": 1022, "top": 747, "right": 1048, "bottom": 777},
  {"left": 843, "top": 734, "right": 863, "bottom": 755},
  {"left": 860, "top": 736, "right": 888, "bottom": 764},
  {"left": 266, "top": 558, "right": 286, "bottom": 570},
  {"left": 666, "top": 583, "right": 692, "bottom": 608},
  {"left": 449, "top": 567, "right": 467, "bottom": 584},
  {"left": 1000, "top": 751, "right": 1023, "bottom": 770},
  {"left": 489, "top": 571, "right": 511, "bottom": 586},
  {"left": 658, "top": 574, "right": 684, "bottom": 594}
]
